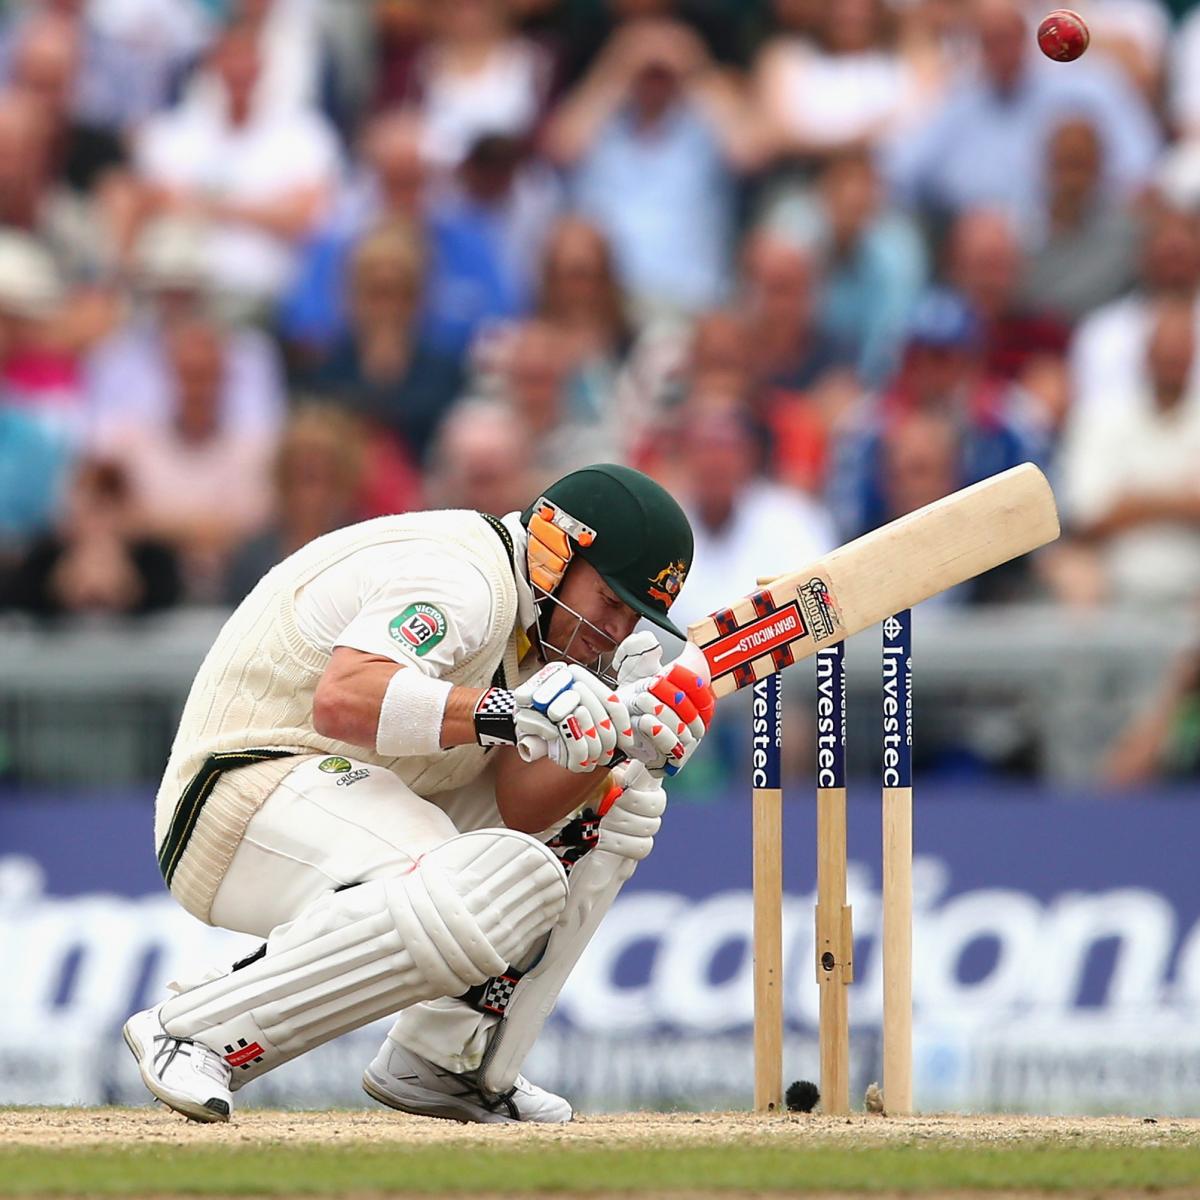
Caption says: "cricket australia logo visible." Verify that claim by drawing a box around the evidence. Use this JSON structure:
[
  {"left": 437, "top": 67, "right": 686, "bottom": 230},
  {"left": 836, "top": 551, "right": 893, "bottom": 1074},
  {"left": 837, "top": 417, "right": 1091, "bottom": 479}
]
[
  {"left": 389, "top": 603, "right": 447, "bottom": 657},
  {"left": 648, "top": 560, "right": 688, "bottom": 606},
  {"left": 798, "top": 577, "right": 842, "bottom": 641},
  {"left": 318, "top": 756, "right": 352, "bottom": 773}
]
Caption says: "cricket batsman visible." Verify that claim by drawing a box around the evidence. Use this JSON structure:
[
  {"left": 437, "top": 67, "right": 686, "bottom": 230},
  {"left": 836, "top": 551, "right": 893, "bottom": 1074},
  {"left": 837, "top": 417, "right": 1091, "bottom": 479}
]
[{"left": 123, "top": 463, "right": 713, "bottom": 1124}]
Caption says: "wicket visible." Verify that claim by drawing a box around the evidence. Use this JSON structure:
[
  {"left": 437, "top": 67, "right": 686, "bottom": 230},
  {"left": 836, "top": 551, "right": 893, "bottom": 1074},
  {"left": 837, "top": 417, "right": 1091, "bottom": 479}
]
[{"left": 750, "top": 612, "right": 914, "bottom": 1115}]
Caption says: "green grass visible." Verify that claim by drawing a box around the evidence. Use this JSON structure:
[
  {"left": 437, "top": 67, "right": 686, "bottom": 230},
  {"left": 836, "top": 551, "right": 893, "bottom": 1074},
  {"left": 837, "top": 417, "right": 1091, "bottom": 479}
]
[{"left": 1, "top": 1142, "right": 1198, "bottom": 1195}]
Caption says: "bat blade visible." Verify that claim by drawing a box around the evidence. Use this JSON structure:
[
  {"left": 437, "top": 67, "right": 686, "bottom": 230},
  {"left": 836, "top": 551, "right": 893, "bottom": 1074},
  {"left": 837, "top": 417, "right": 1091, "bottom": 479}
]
[{"left": 688, "top": 463, "right": 1059, "bottom": 697}]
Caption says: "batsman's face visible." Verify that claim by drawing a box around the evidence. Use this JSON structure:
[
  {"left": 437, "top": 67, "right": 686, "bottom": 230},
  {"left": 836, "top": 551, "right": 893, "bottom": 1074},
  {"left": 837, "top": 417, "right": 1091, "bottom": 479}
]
[{"left": 544, "top": 558, "right": 640, "bottom": 670}]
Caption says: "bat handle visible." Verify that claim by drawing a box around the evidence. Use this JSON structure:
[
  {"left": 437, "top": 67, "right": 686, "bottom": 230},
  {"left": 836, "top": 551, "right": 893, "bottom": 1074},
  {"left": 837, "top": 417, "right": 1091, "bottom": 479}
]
[
  {"left": 517, "top": 735, "right": 553, "bottom": 763},
  {"left": 517, "top": 735, "right": 636, "bottom": 771},
  {"left": 674, "top": 640, "right": 711, "bottom": 687}
]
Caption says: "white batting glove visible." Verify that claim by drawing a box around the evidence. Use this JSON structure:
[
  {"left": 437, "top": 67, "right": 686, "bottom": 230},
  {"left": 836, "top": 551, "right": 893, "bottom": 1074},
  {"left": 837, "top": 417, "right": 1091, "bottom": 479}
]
[
  {"left": 611, "top": 637, "right": 716, "bottom": 779},
  {"left": 567, "top": 664, "right": 635, "bottom": 761},
  {"left": 511, "top": 663, "right": 606, "bottom": 773},
  {"left": 612, "top": 630, "right": 664, "bottom": 685},
  {"left": 596, "top": 761, "right": 666, "bottom": 862}
]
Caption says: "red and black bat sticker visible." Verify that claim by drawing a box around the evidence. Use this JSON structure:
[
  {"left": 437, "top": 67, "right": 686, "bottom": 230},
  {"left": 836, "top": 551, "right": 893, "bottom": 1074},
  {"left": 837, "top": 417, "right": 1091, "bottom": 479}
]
[{"left": 700, "top": 599, "right": 809, "bottom": 683}]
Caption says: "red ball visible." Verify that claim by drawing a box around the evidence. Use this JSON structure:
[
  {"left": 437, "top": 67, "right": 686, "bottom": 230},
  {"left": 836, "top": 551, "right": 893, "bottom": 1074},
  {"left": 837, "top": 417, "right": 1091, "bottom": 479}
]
[{"left": 1037, "top": 9, "right": 1090, "bottom": 62}]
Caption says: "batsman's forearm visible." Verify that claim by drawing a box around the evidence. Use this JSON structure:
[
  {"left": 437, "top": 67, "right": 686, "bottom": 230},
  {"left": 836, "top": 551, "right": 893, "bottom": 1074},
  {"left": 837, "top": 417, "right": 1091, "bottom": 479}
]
[{"left": 493, "top": 748, "right": 612, "bottom": 834}]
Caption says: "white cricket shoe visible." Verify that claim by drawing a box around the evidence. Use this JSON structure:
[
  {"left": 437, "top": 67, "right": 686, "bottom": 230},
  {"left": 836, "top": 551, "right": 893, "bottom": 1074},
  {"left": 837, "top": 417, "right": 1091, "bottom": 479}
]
[
  {"left": 363, "top": 1039, "right": 572, "bottom": 1124},
  {"left": 123, "top": 1005, "right": 233, "bottom": 1123}
]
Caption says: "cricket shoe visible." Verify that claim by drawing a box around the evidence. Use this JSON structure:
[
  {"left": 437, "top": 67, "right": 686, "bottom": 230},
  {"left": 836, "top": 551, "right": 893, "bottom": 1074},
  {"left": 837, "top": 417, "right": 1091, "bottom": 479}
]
[
  {"left": 363, "top": 1039, "right": 572, "bottom": 1124},
  {"left": 122, "top": 1005, "right": 233, "bottom": 1123}
]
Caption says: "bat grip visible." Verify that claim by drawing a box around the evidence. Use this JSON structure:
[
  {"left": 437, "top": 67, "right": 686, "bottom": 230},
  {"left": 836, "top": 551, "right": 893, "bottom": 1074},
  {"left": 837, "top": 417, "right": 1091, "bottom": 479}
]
[
  {"left": 675, "top": 639, "right": 711, "bottom": 687},
  {"left": 517, "top": 735, "right": 552, "bottom": 763},
  {"left": 518, "top": 735, "right": 633, "bottom": 769}
]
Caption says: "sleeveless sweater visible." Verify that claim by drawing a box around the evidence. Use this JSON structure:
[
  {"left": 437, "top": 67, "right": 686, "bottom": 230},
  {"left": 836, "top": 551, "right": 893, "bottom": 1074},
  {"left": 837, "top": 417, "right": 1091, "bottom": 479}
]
[{"left": 154, "top": 511, "right": 520, "bottom": 921}]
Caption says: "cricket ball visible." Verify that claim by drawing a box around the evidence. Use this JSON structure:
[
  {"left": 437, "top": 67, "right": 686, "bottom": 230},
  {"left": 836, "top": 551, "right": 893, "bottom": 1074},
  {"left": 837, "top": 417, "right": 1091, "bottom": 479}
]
[{"left": 1037, "top": 9, "right": 1090, "bottom": 62}]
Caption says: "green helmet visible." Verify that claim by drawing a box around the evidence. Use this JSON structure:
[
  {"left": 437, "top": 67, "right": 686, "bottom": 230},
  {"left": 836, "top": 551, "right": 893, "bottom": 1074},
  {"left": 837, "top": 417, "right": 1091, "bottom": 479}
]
[{"left": 521, "top": 463, "right": 694, "bottom": 639}]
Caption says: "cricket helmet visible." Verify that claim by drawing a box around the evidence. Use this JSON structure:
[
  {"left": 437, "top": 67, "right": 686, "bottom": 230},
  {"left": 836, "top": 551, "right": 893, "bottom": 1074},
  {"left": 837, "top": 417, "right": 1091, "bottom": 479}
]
[{"left": 521, "top": 463, "right": 693, "bottom": 639}]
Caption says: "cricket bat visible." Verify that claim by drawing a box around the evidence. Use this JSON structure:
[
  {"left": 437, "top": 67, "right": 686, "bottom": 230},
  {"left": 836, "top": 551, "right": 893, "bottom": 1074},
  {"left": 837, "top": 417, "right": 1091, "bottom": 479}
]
[
  {"left": 688, "top": 462, "right": 1058, "bottom": 697},
  {"left": 518, "top": 463, "right": 1058, "bottom": 759}
]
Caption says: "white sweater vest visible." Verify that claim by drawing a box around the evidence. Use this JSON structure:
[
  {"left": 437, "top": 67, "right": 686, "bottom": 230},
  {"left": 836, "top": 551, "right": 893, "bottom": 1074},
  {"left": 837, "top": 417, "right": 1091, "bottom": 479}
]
[{"left": 155, "top": 510, "right": 520, "bottom": 921}]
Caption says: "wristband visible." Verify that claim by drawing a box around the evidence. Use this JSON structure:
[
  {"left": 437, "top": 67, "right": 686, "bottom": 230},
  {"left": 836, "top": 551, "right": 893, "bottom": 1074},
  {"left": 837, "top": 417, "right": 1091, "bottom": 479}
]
[
  {"left": 376, "top": 667, "right": 453, "bottom": 757},
  {"left": 473, "top": 687, "right": 518, "bottom": 747}
]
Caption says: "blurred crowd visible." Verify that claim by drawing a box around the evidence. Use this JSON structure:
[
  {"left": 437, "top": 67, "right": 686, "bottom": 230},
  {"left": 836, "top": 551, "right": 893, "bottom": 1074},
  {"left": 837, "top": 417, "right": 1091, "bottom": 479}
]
[{"left": 2, "top": 0, "right": 1200, "bottom": 750}]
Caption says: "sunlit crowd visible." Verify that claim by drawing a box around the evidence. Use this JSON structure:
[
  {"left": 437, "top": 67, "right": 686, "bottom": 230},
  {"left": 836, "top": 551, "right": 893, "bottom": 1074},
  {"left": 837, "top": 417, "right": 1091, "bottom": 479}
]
[{"left": 2, "top": 0, "right": 1200, "bottom": 778}]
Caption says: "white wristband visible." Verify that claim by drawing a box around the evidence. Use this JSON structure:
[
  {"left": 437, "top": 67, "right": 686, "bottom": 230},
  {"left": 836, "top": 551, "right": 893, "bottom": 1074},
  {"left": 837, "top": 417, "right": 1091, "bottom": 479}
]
[{"left": 376, "top": 666, "right": 453, "bottom": 757}]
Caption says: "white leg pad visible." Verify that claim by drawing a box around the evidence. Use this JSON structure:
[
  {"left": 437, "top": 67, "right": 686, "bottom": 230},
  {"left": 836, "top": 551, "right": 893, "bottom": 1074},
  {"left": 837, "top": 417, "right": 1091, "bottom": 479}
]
[
  {"left": 480, "top": 846, "right": 635, "bottom": 1093},
  {"left": 159, "top": 829, "right": 568, "bottom": 1087}
]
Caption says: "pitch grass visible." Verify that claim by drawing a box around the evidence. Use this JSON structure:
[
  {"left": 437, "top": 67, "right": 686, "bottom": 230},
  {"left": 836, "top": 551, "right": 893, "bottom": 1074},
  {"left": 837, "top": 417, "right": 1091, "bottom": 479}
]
[{"left": 3, "top": 1141, "right": 1200, "bottom": 1195}]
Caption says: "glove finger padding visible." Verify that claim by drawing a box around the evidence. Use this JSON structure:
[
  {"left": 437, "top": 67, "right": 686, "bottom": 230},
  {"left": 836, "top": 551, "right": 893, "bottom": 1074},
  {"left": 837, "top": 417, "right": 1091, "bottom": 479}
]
[
  {"left": 568, "top": 664, "right": 635, "bottom": 761},
  {"left": 512, "top": 663, "right": 604, "bottom": 772},
  {"left": 567, "top": 675, "right": 619, "bottom": 765},
  {"left": 649, "top": 677, "right": 705, "bottom": 740},
  {"left": 597, "top": 762, "right": 667, "bottom": 861},
  {"left": 666, "top": 663, "right": 717, "bottom": 729},
  {"left": 632, "top": 703, "right": 696, "bottom": 760},
  {"left": 626, "top": 691, "right": 700, "bottom": 777},
  {"left": 613, "top": 630, "right": 664, "bottom": 684}
]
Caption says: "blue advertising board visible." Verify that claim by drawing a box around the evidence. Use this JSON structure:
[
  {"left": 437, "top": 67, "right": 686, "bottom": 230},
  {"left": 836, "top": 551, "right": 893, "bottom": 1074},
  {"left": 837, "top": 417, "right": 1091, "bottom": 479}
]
[{"left": 2, "top": 782, "right": 1199, "bottom": 1114}]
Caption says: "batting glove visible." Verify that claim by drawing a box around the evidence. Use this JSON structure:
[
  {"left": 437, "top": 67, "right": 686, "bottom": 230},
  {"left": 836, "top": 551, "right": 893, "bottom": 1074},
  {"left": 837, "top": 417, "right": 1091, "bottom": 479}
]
[
  {"left": 595, "top": 760, "right": 666, "bottom": 862},
  {"left": 477, "top": 664, "right": 609, "bottom": 773}
]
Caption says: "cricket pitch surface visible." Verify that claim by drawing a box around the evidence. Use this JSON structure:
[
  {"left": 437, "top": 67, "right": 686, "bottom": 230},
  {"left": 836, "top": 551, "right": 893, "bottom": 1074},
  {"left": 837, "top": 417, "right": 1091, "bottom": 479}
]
[{"left": 2, "top": 1108, "right": 1198, "bottom": 1198}]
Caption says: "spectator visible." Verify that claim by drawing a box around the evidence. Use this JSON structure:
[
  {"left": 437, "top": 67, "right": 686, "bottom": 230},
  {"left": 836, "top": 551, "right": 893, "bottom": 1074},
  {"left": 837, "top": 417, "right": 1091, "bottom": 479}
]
[
  {"left": 223, "top": 0, "right": 337, "bottom": 121},
  {"left": 1020, "top": 116, "right": 1140, "bottom": 322},
  {"left": 6, "top": 12, "right": 139, "bottom": 277},
  {"left": 753, "top": 0, "right": 940, "bottom": 162},
  {"left": 423, "top": 396, "right": 536, "bottom": 515},
  {"left": 0, "top": 92, "right": 51, "bottom": 235},
  {"left": 421, "top": 131, "right": 561, "bottom": 357},
  {"left": 539, "top": 214, "right": 632, "bottom": 380},
  {"left": 475, "top": 317, "right": 617, "bottom": 477},
  {"left": 885, "top": 0, "right": 1160, "bottom": 230},
  {"left": 0, "top": 0, "right": 194, "bottom": 129},
  {"left": 84, "top": 216, "right": 286, "bottom": 442},
  {"left": 2, "top": 457, "right": 180, "bottom": 618},
  {"left": 667, "top": 397, "right": 836, "bottom": 628},
  {"left": 762, "top": 148, "right": 928, "bottom": 387},
  {"left": 224, "top": 404, "right": 366, "bottom": 605},
  {"left": 830, "top": 288, "right": 1044, "bottom": 541},
  {"left": 737, "top": 230, "right": 859, "bottom": 492},
  {"left": 0, "top": 405, "right": 72, "bottom": 557},
  {"left": 297, "top": 221, "right": 463, "bottom": 464},
  {"left": 546, "top": 16, "right": 762, "bottom": 316},
  {"left": 665, "top": 391, "right": 837, "bottom": 785},
  {"left": 1104, "top": 639, "right": 1200, "bottom": 786},
  {"left": 614, "top": 307, "right": 753, "bottom": 471},
  {"left": 554, "top": 0, "right": 751, "bottom": 86},
  {"left": 946, "top": 207, "right": 1071, "bottom": 436},
  {"left": 613, "top": 233, "right": 854, "bottom": 480},
  {"left": 478, "top": 216, "right": 634, "bottom": 423},
  {"left": 876, "top": 407, "right": 961, "bottom": 524},
  {"left": 378, "top": 0, "right": 554, "bottom": 170},
  {"left": 0, "top": 229, "right": 88, "bottom": 442},
  {"left": 279, "top": 110, "right": 430, "bottom": 354},
  {"left": 1058, "top": 298, "right": 1200, "bottom": 608},
  {"left": 134, "top": 21, "right": 341, "bottom": 318},
  {"left": 1068, "top": 0, "right": 1169, "bottom": 104},
  {"left": 739, "top": 230, "right": 848, "bottom": 394},
  {"left": 1068, "top": 193, "right": 1200, "bottom": 423},
  {"left": 1169, "top": 1, "right": 1200, "bottom": 140},
  {"left": 92, "top": 317, "right": 275, "bottom": 600}
]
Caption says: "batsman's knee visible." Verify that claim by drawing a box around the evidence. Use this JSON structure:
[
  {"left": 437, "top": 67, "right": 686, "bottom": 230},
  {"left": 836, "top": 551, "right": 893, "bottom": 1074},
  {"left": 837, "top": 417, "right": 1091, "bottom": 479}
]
[{"left": 385, "top": 829, "right": 569, "bottom": 996}]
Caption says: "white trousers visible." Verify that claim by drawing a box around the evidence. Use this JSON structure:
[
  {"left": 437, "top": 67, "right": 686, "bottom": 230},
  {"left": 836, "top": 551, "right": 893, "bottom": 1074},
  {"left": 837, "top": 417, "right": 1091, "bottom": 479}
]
[{"left": 208, "top": 754, "right": 506, "bottom": 1072}]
